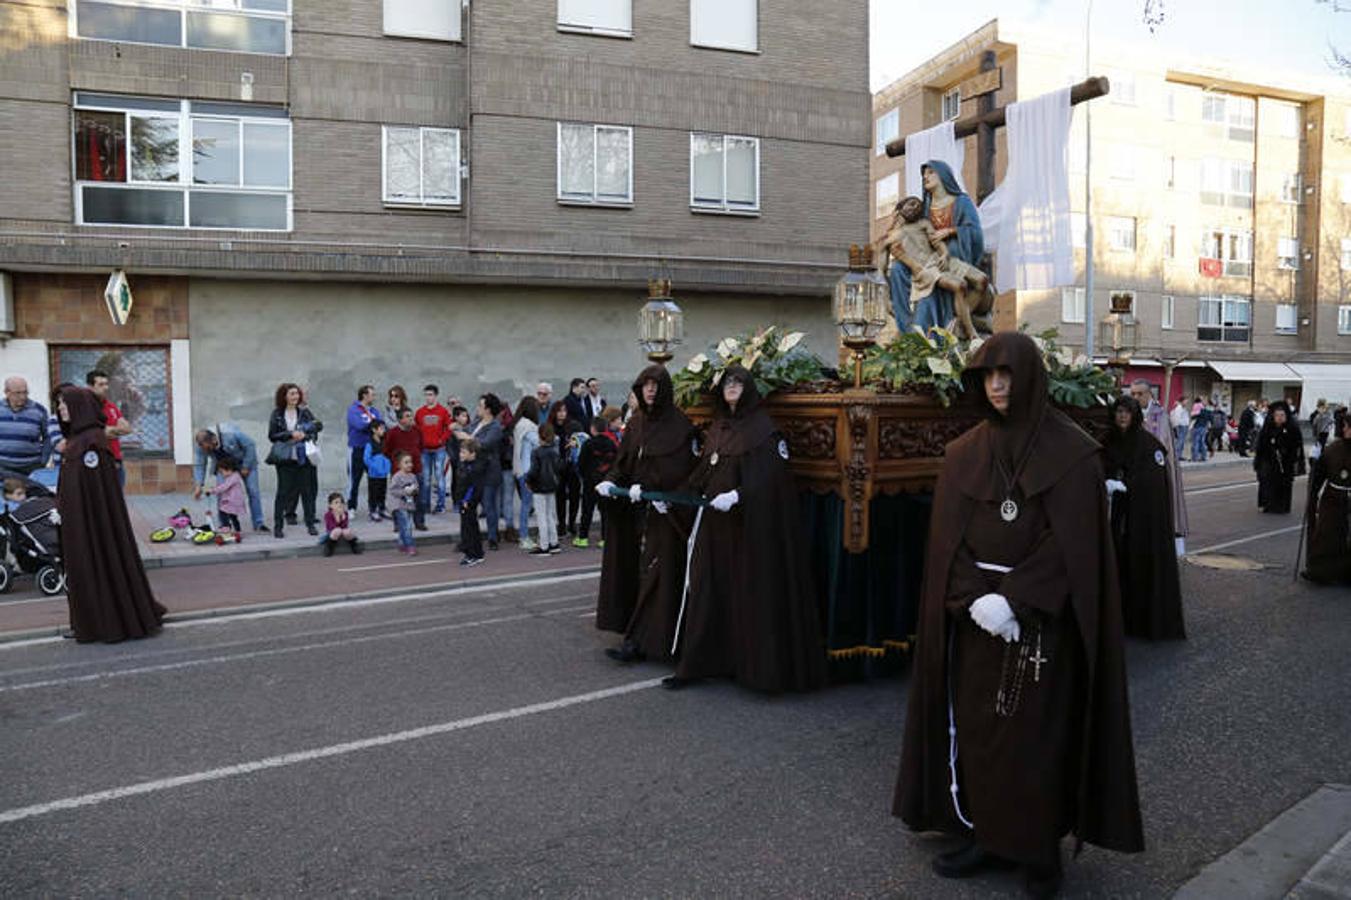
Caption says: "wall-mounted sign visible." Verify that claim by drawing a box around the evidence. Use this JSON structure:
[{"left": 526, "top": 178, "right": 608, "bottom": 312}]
[{"left": 104, "top": 269, "right": 133, "bottom": 326}]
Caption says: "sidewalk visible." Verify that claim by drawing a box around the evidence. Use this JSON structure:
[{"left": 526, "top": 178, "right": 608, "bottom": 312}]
[{"left": 128, "top": 490, "right": 468, "bottom": 568}]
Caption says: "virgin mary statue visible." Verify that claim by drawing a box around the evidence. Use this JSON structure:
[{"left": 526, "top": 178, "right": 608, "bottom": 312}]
[{"left": 884, "top": 159, "right": 985, "bottom": 334}]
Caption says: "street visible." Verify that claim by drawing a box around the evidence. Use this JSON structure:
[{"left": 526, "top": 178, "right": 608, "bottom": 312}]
[{"left": 1, "top": 461, "right": 1347, "bottom": 898}]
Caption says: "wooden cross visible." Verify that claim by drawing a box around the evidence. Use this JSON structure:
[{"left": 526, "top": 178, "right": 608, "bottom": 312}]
[{"left": 884, "top": 50, "right": 1111, "bottom": 204}]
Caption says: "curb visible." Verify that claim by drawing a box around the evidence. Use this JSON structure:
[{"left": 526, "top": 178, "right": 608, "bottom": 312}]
[
  {"left": 139, "top": 531, "right": 460, "bottom": 570},
  {"left": 0, "top": 563, "right": 601, "bottom": 645}
]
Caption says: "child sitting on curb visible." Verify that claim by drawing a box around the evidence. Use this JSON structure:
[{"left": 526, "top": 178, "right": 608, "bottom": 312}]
[{"left": 321, "top": 493, "right": 361, "bottom": 556}]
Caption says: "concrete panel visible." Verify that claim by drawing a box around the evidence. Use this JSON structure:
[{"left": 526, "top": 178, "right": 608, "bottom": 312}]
[
  {"left": 0, "top": 0, "right": 70, "bottom": 104},
  {"left": 188, "top": 278, "right": 833, "bottom": 492},
  {"left": 0, "top": 99, "right": 73, "bottom": 225},
  {"left": 68, "top": 40, "right": 289, "bottom": 104}
]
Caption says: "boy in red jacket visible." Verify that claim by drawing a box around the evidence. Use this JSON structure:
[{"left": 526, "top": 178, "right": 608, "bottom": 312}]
[
  {"left": 384, "top": 407, "right": 427, "bottom": 531},
  {"left": 415, "top": 384, "right": 452, "bottom": 514}
]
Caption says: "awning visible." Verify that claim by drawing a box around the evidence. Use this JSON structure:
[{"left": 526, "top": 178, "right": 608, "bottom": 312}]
[
  {"left": 1287, "top": 363, "right": 1351, "bottom": 406},
  {"left": 1206, "top": 361, "right": 1299, "bottom": 382}
]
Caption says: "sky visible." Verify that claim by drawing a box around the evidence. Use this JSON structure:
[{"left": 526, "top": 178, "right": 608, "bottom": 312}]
[{"left": 870, "top": 0, "right": 1351, "bottom": 92}]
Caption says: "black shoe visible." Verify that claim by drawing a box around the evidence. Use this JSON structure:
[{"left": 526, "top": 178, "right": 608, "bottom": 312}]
[
  {"left": 605, "top": 642, "right": 646, "bottom": 664},
  {"left": 488, "top": 540, "right": 499, "bottom": 551},
  {"left": 349, "top": 539, "right": 362, "bottom": 554},
  {"left": 306, "top": 523, "right": 319, "bottom": 536},
  {"left": 286, "top": 515, "right": 298, "bottom": 525},
  {"left": 932, "top": 842, "right": 1015, "bottom": 879},
  {"left": 274, "top": 528, "right": 285, "bottom": 540},
  {"left": 255, "top": 524, "right": 272, "bottom": 535},
  {"left": 660, "top": 675, "right": 698, "bottom": 691},
  {"left": 322, "top": 541, "right": 335, "bottom": 557},
  {"left": 60, "top": 628, "right": 76, "bottom": 640},
  {"left": 1023, "top": 859, "right": 1063, "bottom": 898},
  {"left": 414, "top": 523, "right": 429, "bottom": 532}
]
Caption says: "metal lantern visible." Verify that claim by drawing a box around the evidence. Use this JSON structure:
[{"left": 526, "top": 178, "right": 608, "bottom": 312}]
[
  {"left": 638, "top": 277, "right": 684, "bottom": 365},
  {"left": 834, "top": 245, "right": 888, "bottom": 388},
  {"left": 1099, "top": 294, "right": 1139, "bottom": 385}
]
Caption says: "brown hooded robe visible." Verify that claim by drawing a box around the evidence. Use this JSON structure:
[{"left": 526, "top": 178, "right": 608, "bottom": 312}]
[
  {"left": 608, "top": 365, "right": 699, "bottom": 660},
  {"left": 58, "top": 386, "right": 165, "bottom": 643},
  {"left": 1304, "top": 422, "right": 1351, "bottom": 585},
  {"left": 894, "top": 332, "right": 1143, "bottom": 866},
  {"left": 674, "top": 366, "right": 826, "bottom": 693},
  {"left": 1103, "top": 396, "right": 1186, "bottom": 640}
]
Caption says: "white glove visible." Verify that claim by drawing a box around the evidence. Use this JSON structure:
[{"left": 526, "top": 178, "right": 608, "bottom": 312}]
[
  {"left": 710, "top": 489, "right": 740, "bottom": 512},
  {"left": 628, "top": 484, "right": 643, "bottom": 503},
  {"left": 652, "top": 500, "right": 669, "bottom": 515},
  {"left": 1105, "top": 479, "right": 1128, "bottom": 495},
  {"left": 1310, "top": 443, "right": 1322, "bottom": 460},
  {"left": 595, "top": 480, "right": 616, "bottom": 497},
  {"left": 969, "top": 593, "right": 1020, "bottom": 643}
]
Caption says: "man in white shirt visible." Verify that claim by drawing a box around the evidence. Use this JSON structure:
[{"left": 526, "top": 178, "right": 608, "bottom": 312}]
[
  {"left": 583, "top": 377, "right": 606, "bottom": 425},
  {"left": 1169, "top": 399, "right": 1190, "bottom": 460}
]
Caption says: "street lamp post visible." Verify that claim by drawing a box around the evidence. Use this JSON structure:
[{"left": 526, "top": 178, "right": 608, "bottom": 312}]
[{"left": 1084, "top": 0, "right": 1096, "bottom": 360}]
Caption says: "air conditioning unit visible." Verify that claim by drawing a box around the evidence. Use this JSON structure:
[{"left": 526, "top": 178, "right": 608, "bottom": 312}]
[{"left": 0, "top": 273, "right": 14, "bottom": 335}]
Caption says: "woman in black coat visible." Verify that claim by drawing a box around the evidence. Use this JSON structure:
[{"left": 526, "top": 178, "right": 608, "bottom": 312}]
[
  {"left": 268, "top": 382, "right": 322, "bottom": 537},
  {"left": 1254, "top": 400, "right": 1305, "bottom": 514}
]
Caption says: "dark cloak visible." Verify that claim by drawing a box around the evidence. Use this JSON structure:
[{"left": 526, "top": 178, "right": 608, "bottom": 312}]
[
  {"left": 1304, "top": 428, "right": 1351, "bottom": 585},
  {"left": 1103, "top": 396, "right": 1186, "bottom": 640},
  {"left": 1254, "top": 401, "right": 1305, "bottom": 514},
  {"left": 57, "top": 386, "right": 165, "bottom": 643},
  {"left": 674, "top": 366, "right": 826, "bottom": 693},
  {"left": 894, "top": 331, "right": 1143, "bottom": 864},
  {"left": 609, "top": 365, "right": 698, "bottom": 661}
]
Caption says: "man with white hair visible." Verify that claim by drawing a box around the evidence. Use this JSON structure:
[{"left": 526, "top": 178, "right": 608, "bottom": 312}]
[
  {"left": 535, "top": 382, "right": 553, "bottom": 424},
  {"left": 0, "top": 376, "right": 51, "bottom": 475}
]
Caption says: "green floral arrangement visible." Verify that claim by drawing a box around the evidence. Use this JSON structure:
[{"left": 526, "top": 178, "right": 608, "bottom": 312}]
[
  {"left": 672, "top": 326, "right": 827, "bottom": 407},
  {"left": 1030, "top": 327, "right": 1119, "bottom": 408},
  {"left": 860, "top": 326, "right": 968, "bottom": 406}
]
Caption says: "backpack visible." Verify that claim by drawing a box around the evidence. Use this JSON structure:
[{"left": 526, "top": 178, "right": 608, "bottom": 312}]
[
  {"left": 592, "top": 431, "right": 619, "bottom": 478},
  {"left": 568, "top": 431, "right": 588, "bottom": 467}
]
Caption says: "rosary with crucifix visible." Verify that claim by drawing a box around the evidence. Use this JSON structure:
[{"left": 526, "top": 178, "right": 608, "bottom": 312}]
[{"left": 994, "top": 622, "right": 1048, "bottom": 717}]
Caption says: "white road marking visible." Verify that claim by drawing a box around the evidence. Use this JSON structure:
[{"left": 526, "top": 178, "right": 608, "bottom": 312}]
[
  {"left": 335, "top": 557, "right": 454, "bottom": 573},
  {"left": 0, "top": 595, "right": 68, "bottom": 607},
  {"left": 0, "top": 593, "right": 597, "bottom": 680},
  {"left": 1185, "top": 482, "right": 1254, "bottom": 496},
  {"left": 1189, "top": 525, "right": 1303, "bottom": 555},
  {"left": 0, "top": 571, "right": 600, "bottom": 651},
  {"left": 0, "top": 677, "right": 664, "bottom": 825},
  {"left": 0, "top": 604, "right": 594, "bottom": 693}
]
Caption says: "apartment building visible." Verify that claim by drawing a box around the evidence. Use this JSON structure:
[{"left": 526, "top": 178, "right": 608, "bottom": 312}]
[
  {"left": 871, "top": 20, "right": 1351, "bottom": 412},
  {"left": 0, "top": 0, "right": 869, "bottom": 492}
]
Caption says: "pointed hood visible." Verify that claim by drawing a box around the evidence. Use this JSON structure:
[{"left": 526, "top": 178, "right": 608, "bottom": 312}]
[
  {"left": 621, "top": 364, "right": 694, "bottom": 459},
  {"left": 59, "top": 386, "right": 108, "bottom": 457},
  {"left": 632, "top": 364, "right": 675, "bottom": 419}
]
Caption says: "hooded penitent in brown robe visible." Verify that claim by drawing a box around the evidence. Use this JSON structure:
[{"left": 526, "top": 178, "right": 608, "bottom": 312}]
[
  {"left": 1304, "top": 413, "right": 1351, "bottom": 585},
  {"left": 1103, "top": 396, "right": 1186, "bottom": 641},
  {"left": 57, "top": 386, "right": 165, "bottom": 643},
  {"left": 605, "top": 365, "right": 698, "bottom": 661},
  {"left": 1254, "top": 400, "right": 1306, "bottom": 515},
  {"left": 894, "top": 332, "right": 1143, "bottom": 868},
  {"left": 673, "top": 366, "right": 826, "bottom": 693}
]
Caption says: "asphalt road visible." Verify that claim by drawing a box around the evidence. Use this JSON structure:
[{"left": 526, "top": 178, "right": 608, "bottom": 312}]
[{"left": 0, "top": 459, "right": 1346, "bottom": 898}]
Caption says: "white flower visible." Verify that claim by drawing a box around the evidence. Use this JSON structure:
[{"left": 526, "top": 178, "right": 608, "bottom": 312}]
[
  {"left": 712, "top": 369, "right": 724, "bottom": 387},
  {"left": 966, "top": 336, "right": 985, "bottom": 354},
  {"left": 1055, "top": 347, "right": 1075, "bottom": 367},
  {"left": 1030, "top": 335, "right": 1047, "bottom": 352},
  {"left": 686, "top": 353, "right": 709, "bottom": 373},
  {"left": 744, "top": 349, "right": 762, "bottom": 371},
  {"left": 926, "top": 356, "right": 953, "bottom": 376},
  {"left": 716, "top": 337, "right": 739, "bottom": 359},
  {"left": 778, "top": 331, "right": 805, "bottom": 354},
  {"left": 1073, "top": 353, "right": 1090, "bottom": 369}
]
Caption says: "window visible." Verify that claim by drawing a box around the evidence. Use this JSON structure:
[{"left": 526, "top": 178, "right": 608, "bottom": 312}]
[
  {"left": 73, "top": 0, "right": 290, "bottom": 55},
  {"left": 690, "top": 0, "right": 756, "bottom": 52},
  {"left": 1281, "top": 172, "right": 1302, "bottom": 204},
  {"left": 1197, "top": 294, "right": 1251, "bottom": 342},
  {"left": 1161, "top": 294, "right": 1174, "bottom": 330},
  {"left": 384, "top": 0, "right": 460, "bottom": 41},
  {"left": 1200, "top": 158, "right": 1253, "bottom": 208},
  {"left": 1276, "top": 237, "right": 1299, "bottom": 270},
  {"left": 557, "top": 123, "right": 632, "bottom": 205},
  {"left": 1340, "top": 305, "right": 1351, "bottom": 335},
  {"left": 1201, "top": 228, "right": 1253, "bottom": 277},
  {"left": 1163, "top": 224, "right": 1175, "bottom": 259},
  {"left": 1270, "top": 101, "right": 1299, "bottom": 138},
  {"left": 1109, "top": 71, "right": 1136, "bottom": 105},
  {"left": 1106, "top": 216, "right": 1136, "bottom": 252},
  {"left": 875, "top": 108, "right": 898, "bottom": 156},
  {"left": 690, "top": 133, "right": 759, "bottom": 213},
  {"left": 1070, "top": 212, "right": 1086, "bottom": 249},
  {"left": 1341, "top": 237, "right": 1351, "bottom": 270},
  {"left": 942, "top": 88, "right": 961, "bottom": 122},
  {"left": 875, "top": 173, "right": 898, "bottom": 220},
  {"left": 1109, "top": 144, "right": 1135, "bottom": 181},
  {"left": 1061, "top": 287, "right": 1085, "bottom": 323},
  {"left": 1201, "top": 92, "right": 1254, "bottom": 140},
  {"left": 1275, "top": 303, "right": 1298, "bottom": 335},
  {"left": 52, "top": 346, "right": 172, "bottom": 454},
  {"left": 557, "top": 0, "right": 631, "bottom": 37},
  {"left": 73, "top": 93, "right": 290, "bottom": 229},
  {"left": 382, "top": 126, "right": 460, "bottom": 208}
]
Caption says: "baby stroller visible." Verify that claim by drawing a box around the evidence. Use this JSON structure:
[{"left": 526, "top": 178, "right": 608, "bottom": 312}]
[{"left": 0, "top": 487, "right": 65, "bottom": 596}]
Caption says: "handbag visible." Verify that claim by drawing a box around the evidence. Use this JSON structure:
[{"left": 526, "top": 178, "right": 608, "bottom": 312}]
[
  {"left": 266, "top": 440, "right": 296, "bottom": 467},
  {"left": 303, "top": 439, "right": 323, "bottom": 467}
]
